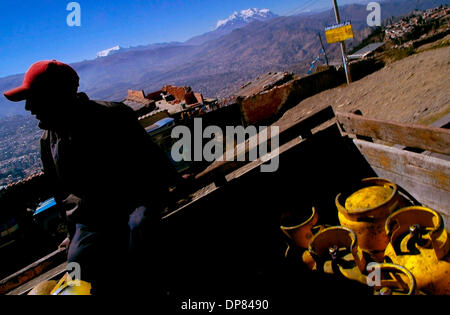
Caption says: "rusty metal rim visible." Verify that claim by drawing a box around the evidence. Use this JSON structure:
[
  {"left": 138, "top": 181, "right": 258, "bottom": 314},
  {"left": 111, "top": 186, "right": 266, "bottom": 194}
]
[
  {"left": 385, "top": 206, "right": 443, "bottom": 237},
  {"left": 308, "top": 226, "right": 358, "bottom": 257},
  {"left": 373, "top": 263, "right": 417, "bottom": 295},
  {"left": 336, "top": 177, "right": 398, "bottom": 217},
  {"left": 308, "top": 226, "right": 367, "bottom": 274},
  {"left": 385, "top": 206, "right": 450, "bottom": 261},
  {"left": 280, "top": 207, "right": 317, "bottom": 231}
]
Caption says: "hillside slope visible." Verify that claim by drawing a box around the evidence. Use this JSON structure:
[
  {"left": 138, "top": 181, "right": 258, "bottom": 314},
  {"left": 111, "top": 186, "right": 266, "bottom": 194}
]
[{"left": 286, "top": 45, "right": 450, "bottom": 125}]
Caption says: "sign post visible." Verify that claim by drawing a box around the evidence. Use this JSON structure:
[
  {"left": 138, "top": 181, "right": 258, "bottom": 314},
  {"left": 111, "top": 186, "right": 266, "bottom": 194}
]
[
  {"left": 329, "top": 0, "right": 352, "bottom": 85},
  {"left": 324, "top": 21, "right": 354, "bottom": 44},
  {"left": 318, "top": 32, "right": 329, "bottom": 66}
]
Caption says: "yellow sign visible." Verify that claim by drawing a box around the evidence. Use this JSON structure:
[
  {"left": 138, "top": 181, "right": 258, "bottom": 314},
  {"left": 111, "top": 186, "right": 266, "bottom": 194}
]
[{"left": 325, "top": 21, "right": 354, "bottom": 44}]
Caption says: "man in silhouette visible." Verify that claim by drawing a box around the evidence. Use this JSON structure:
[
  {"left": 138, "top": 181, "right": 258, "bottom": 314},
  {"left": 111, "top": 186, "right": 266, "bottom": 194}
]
[{"left": 3, "top": 60, "right": 180, "bottom": 294}]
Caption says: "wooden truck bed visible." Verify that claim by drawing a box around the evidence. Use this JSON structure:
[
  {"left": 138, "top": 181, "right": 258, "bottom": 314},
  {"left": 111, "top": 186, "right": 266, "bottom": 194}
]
[{"left": 2, "top": 105, "right": 449, "bottom": 297}]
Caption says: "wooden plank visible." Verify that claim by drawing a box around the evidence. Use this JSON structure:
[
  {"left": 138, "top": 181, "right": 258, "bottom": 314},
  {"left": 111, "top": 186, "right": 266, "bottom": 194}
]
[
  {"left": 354, "top": 139, "right": 450, "bottom": 223},
  {"left": 422, "top": 151, "right": 450, "bottom": 162},
  {"left": 165, "top": 120, "right": 340, "bottom": 222},
  {"left": 0, "top": 248, "right": 66, "bottom": 295},
  {"left": 162, "top": 183, "right": 218, "bottom": 220},
  {"left": 429, "top": 113, "right": 450, "bottom": 129},
  {"left": 164, "top": 122, "right": 338, "bottom": 221},
  {"left": 226, "top": 134, "right": 305, "bottom": 182},
  {"left": 370, "top": 165, "right": 450, "bottom": 231},
  {"left": 195, "top": 106, "right": 335, "bottom": 183},
  {"left": 337, "top": 112, "right": 450, "bottom": 155},
  {"left": 223, "top": 120, "right": 338, "bottom": 182},
  {"left": 392, "top": 112, "right": 450, "bottom": 160},
  {"left": 443, "top": 215, "right": 450, "bottom": 232},
  {"left": 7, "top": 263, "right": 67, "bottom": 295},
  {"left": 356, "top": 141, "right": 450, "bottom": 190},
  {"left": 415, "top": 113, "right": 450, "bottom": 160}
]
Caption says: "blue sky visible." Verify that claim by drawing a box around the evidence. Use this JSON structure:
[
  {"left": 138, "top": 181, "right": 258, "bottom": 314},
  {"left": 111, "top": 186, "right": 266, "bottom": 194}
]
[{"left": 0, "top": 0, "right": 366, "bottom": 78}]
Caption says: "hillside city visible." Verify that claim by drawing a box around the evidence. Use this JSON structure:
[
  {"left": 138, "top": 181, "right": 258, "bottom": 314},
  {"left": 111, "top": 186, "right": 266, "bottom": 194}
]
[
  {"left": 385, "top": 5, "right": 449, "bottom": 42},
  {"left": 0, "top": 116, "right": 41, "bottom": 188}
]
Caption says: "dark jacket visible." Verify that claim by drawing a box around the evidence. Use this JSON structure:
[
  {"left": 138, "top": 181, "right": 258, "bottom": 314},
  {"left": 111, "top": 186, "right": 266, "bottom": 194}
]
[{"left": 40, "top": 93, "right": 179, "bottom": 231}]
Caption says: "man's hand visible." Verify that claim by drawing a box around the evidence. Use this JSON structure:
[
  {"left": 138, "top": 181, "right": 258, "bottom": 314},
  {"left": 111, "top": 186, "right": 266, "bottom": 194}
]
[
  {"left": 182, "top": 173, "right": 194, "bottom": 181},
  {"left": 58, "top": 237, "right": 70, "bottom": 251},
  {"left": 63, "top": 194, "right": 83, "bottom": 222}
]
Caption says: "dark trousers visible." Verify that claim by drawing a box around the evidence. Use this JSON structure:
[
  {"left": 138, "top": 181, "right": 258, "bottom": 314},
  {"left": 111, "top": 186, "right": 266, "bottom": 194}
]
[{"left": 67, "top": 206, "right": 162, "bottom": 295}]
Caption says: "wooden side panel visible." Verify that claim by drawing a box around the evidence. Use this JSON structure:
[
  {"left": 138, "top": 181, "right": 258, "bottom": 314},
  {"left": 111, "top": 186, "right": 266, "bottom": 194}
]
[
  {"left": 337, "top": 112, "right": 450, "bottom": 155},
  {"left": 354, "top": 139, "right": 450, "bottom": 230},
  {"left": 195, "top": 106, "right": 335, "bottom": 184},
  {"left": 7, "top": 263, "right": 67, "bottom": 295},
  {"left": 0, "top": 248, "right": 66, "bottom": 295}
]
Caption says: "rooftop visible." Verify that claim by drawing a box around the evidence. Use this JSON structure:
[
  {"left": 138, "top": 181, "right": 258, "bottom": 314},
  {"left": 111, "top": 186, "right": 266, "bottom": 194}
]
[
  {"left": 123, "top": 89, "right": 156, "bottom": 115},
  {"left": 235, "top": 72, "right": 294, "bottom": 98},
  {"left": 348, "top": 42, "right": 385, "bottom": 60}
]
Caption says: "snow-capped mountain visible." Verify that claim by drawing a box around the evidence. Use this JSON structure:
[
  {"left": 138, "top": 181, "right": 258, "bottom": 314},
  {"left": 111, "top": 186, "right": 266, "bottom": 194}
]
[
  {"left": 96, "top": 46, "right": 122, "bottom": 58},
  {"left": 216, "top": 8, "right": 277, "bottom": 29},
  {"left": 96, "top": 9, "right": 276, "bottom": 54},
  {"left": 186, "top": 8, "right": 278, "bottom": 45}
]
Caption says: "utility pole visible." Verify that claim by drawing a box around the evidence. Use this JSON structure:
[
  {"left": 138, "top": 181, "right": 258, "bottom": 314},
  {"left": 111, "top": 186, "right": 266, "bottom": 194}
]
[
  {"left": 332, "top": 0, "right": 352, "bottom": 84},
  {"left": 318, "top": 32, "right": 329, "bottom": 66}
]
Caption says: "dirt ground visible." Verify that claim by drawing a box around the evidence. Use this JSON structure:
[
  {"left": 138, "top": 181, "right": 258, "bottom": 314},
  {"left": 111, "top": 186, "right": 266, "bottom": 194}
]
[{"left": 285, "top": 45, "right": 450, "bottom": 125}]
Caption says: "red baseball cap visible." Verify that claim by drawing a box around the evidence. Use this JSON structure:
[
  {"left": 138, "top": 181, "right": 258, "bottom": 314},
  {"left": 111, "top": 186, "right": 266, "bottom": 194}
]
[{"left": 4, "top": 60, "right": 79, "bottom": 102}]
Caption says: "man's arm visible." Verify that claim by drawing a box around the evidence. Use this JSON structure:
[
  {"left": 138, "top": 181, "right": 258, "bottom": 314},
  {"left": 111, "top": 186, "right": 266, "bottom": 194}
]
[
  {"left": 119, "top": 106, "right": 182, "bottom": 206},
  {"left": 40, "top": 131, "right": 58, "bottom": 196},
  {"left": 40, "top": 130, "right": 76, "bottom": 240}
]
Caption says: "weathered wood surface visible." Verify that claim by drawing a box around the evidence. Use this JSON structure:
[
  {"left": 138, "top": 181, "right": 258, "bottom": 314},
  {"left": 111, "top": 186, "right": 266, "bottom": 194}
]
[
  {"left": 195, "top": 106, "right": 335, "bottom": 184},
  {"left": 354, "top": 139, "right": 450, "bottom": 229},
  {"left": 428, "top": 112, "right": 450, "bottom": 129},
  {"left": 164, "top": 137, "right": 308, "bottom": 220},
  {"left": 7, "top": 263, "right": 67, "bottom": 295},
  {"left": 8, "top": 110, "right": 449, "bottom": 294},
  {"left": 225, "top": 119, "right": 337, "bottom": 182},
  {"left": 391, "top": 113, "right": 450, "bottom": 161},
  {"left": 0, "top": 248, "right": 66, "bottom": 295},
  {"left": 337, "top": 112, "right": 450, "bottom": 155}
]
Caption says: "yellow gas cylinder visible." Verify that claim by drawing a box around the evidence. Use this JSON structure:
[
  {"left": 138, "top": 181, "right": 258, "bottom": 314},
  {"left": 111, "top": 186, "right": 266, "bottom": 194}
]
[
  {"left": 369, "top": 263, "right": 418, "bottom": 295},
  {"left": 384, "top": 206, "right": 450, "bottom": 295},
  {"left": 51, "top": 273, "right": 91, "bottom": 295},
  {"left": 280, "top": 207, "right": 328, "bottom": 268},
  {"left": 27, "top": 273, "right": 91, "bottom": 295},
  {"left": 28, "top": 280, "right": 58, "bottom": 295},
  {"left": 306, "top": 226, "right": 367, "bottom": 284},
  {"left": 336, "top": 178, "right": 404, "bottom": 261},
  {"left": 281, "top": 207, "right": 319, "bottom": 249}
]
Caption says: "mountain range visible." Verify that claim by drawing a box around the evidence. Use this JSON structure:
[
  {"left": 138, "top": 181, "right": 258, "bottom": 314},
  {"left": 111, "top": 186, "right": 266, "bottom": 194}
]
[{"left": 0, "top": 0, "right": 448, "bottom": 118}]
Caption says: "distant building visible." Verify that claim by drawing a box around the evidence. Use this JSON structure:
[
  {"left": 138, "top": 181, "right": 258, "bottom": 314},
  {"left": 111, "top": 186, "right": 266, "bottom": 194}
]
[
  {"left": 125, "top": 84, "right": 217, "bottom": 126},
  {"left": 136, "top": 85, "right": 206, "bottom": 118},
  {"left": 123, "top": 90, "right": 156, "bottom": 117},
  {"left": 161, "top": 85, "right": 189, "bottom": 103},
  {"left": 154, "top": 98, "right": 184, "bottom": 114},
  {"left": 160, "top": 85, "right": 204, "bottom": 107},
  {"left": 138, "top": 109, "right": 170, "bottom": 129},
  {"left": 384, "top": 5, "right": 449, "bottom": 42},
  {"left": 348, "top": 42, "right": 385, "bottom": 60}
]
